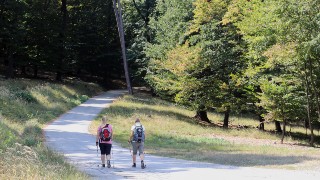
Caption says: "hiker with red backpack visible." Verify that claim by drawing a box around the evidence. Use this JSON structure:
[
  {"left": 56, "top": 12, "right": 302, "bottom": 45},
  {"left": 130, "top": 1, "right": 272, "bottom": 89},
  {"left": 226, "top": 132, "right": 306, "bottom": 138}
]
[
  {"left": 128, "top": 118, "right": 146, "bottom": 169},
  {"left": 96, "top": 116, "right": 113, "bottom": 168}
]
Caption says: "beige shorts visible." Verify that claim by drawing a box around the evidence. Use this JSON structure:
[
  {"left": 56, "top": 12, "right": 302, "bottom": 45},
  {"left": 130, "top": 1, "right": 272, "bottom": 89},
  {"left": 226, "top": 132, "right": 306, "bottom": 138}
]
[{"left": 132, "top": 141, "right": 144, "bottom": 155}]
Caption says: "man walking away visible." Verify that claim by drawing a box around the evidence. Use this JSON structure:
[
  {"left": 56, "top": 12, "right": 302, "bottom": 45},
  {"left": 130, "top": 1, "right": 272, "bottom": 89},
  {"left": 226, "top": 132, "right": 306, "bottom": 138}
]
[
  {"left": 96, "top": 116, "right": 113, "bottom": 168},
  {"left": 129, "top": 118, "right": 146, "bottom": 169}
]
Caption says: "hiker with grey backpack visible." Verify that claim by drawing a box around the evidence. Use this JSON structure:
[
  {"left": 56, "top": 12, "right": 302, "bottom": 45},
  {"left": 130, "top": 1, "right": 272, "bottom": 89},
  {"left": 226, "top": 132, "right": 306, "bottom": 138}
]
[
  {"left": 96, "top": 116, "right": 113, "bottom": 168},
  {"left": 128, "top": 118, "right": 146, "bottom": 169}
]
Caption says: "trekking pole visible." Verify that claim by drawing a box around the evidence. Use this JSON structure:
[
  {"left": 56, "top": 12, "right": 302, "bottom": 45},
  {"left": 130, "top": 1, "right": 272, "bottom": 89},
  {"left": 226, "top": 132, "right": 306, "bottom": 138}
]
[
  {"left": 112, "top": 149, "right": 115, "bottom": 168},
  {"left": 128, "top": 141, "right": 132, "bottom": 157},
  {"left": 96, "top": 144, "right": 99, "bottom": 157}
]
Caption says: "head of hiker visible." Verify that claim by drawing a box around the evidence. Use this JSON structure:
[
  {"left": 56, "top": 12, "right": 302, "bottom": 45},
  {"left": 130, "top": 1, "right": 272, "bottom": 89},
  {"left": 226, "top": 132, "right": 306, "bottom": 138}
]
[
  {"left": 135, "top": 118, "right": 141, "bottom": 126},
  {"left": 102, "top": 116, "right": 107, "bottom": 123}
]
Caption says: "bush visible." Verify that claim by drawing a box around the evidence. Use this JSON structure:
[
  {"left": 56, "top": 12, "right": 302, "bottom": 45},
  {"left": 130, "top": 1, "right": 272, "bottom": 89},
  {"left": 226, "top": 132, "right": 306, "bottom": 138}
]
[{"left": 22, "top": 122, "right": 42, "bottom": 147}]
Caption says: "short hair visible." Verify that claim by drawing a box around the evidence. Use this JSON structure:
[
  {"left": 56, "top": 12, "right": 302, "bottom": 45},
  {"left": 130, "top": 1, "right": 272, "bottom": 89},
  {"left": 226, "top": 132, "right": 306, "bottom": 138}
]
[{"left": 135, "top": 118, "right": 140, "bottom": 123}]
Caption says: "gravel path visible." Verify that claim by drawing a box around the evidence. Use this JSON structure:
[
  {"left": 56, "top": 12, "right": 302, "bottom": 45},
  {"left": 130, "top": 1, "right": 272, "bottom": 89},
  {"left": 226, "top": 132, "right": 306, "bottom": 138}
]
[{"left": 44, "top": 90, "right": 320, "bottom": 180}]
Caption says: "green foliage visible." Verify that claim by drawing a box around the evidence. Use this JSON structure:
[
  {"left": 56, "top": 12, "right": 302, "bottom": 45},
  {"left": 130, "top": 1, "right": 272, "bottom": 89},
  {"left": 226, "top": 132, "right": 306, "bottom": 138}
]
[
  {"left": 145, "top": 0, "right": 248, "bottom": 124},
  {"left": 259, "top": 77, "right": 305, "bottom": 122},
  {"left": 223, "top": 0, "right": 320, "bottom": 144},
  {"left": 144, "top": 0, "right": 194, "bottom": 99},
  {"left": 146, "top": 0, "right": 194, "bottom": 59},
  {"left": 122, "top": 0, "right": 157, "bottom": 84}
]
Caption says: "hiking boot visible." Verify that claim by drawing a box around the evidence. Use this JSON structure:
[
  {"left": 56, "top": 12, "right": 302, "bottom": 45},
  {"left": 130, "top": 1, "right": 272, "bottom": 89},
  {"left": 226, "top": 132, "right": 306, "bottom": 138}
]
[
  {"left": 132, "top": 163, "right": 136, "bottom": 168},
  {"left": 141, "top": 161, "right": 146, "bottom": 169},
  {"left": 107, "top": 160, "right": 111, "bottom": 168},
  {"left": 102, "top": 164, "right": 105, "bottom": 168}
]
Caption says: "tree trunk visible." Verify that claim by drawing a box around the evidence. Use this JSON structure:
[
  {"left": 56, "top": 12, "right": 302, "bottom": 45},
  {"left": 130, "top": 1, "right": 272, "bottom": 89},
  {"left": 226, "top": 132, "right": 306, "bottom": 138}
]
[
  {"left": 280, "top": 119, "right": 286, "bottom": 144},
  {"left": 275, "top": 120, "right": 282, "bottom": 133},
  {"left": 305, "top": 60, "right": 315, "bottom": 146},
  {"left": 112, "top": 0, "right": 133, "bottom": 94},
  {"left": 194, "top": 110, "right": 211, "bottom": 124},
  {"left": 258, "top": 114, "right": 265, "bottom": 131},
  {"left": 223, "top": 108, "right": 230, "bottom": 128}
]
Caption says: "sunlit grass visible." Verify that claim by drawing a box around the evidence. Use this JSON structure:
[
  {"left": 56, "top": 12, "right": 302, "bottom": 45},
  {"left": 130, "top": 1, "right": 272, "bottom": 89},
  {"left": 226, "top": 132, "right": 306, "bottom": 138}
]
[
  {"left": 0, "top": 143, "right": 89, "bottom": 180},
  {"left": 91, "top": 92, "right": 320, "bottom": 170},
  {"left": 0, "top": 78, "right": 103, "bottom": 179}
]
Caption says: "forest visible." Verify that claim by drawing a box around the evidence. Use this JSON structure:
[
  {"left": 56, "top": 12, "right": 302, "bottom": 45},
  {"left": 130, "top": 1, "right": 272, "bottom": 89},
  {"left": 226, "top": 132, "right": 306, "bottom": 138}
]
[{"left": 1, "top": 0, "right": 320, "bottom": 146}]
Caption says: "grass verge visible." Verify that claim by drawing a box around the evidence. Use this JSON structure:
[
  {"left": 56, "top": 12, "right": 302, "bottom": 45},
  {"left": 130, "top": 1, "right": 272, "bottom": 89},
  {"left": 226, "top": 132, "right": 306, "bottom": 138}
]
[{"left": 0, "top": 78, "right": 103, "bottom": 179}]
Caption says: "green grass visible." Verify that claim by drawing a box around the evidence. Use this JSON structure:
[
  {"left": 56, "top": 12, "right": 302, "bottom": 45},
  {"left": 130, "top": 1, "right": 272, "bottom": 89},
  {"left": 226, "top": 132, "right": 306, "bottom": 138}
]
[
  {"left": 91, "top": 92, "right": 320, "bottom": 170},
  {"left": 0, "top": 78, "right": 103, "bottom": 179}
]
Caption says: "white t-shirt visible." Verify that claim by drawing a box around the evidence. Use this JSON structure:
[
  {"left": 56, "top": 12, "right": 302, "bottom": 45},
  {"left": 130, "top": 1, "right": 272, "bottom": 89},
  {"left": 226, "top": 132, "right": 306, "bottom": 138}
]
[{"left": 131, "top": 122, "right": 146, "bottom": 132}]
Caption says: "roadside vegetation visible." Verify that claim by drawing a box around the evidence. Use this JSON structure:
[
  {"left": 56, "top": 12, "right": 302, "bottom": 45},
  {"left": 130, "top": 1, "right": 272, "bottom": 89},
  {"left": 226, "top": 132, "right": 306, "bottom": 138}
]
[
  {"left": 91, "top": 91, "right": 320, "bottom": 171},
  {"left": 0, "top": 78, "right": 103, "bottom": 179}
]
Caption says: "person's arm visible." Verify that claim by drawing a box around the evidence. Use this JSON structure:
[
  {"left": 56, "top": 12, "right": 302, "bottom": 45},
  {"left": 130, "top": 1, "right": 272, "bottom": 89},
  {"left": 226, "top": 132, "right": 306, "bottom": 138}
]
[
  {"left": 111, "top": 125, "right": 114, "bottom": 140},
  {"left": 129, "top": 130, "right": 134, "bottom": 142}
]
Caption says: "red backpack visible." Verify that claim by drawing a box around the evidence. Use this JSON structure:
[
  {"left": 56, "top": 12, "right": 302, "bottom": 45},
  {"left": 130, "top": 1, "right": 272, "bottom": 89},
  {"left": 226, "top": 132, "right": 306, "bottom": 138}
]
[{"left": 100, "top": 124, "right": 112, "bottom": 141}]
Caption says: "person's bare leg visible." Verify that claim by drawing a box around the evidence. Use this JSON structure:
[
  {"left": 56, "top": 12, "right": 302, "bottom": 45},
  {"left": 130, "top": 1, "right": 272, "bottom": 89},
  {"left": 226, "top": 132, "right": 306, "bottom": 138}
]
[
  {"left": 132, "top": 154, "right": 137, "bottom": 167},
  {"left": 133, "top": 154, "right": 137, "bottom": 163},
  {"left": 101, "top": 154, "right": 106, "bottom": 167},
  {"left": 140, "top": 154, "right": 144, "bottom": 161},
  {"left": 106, "top": 154, "right": 111, "bottom": 168},
  {"left": 140, "top": 153, "right": 145, "bottom": 169},
  {"left": 107, "top": 154, "right": 111, "bottom": 160}
]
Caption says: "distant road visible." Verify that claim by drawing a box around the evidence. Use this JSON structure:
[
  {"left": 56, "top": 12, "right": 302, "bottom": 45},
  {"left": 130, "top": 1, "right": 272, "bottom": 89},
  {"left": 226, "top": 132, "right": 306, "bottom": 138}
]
[{"left": 44, "top": 90, "right": 320, "bottom": 180}]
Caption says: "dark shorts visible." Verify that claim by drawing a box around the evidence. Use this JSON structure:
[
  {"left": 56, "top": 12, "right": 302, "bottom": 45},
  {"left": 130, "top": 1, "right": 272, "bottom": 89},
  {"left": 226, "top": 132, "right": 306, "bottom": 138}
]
[{"left": 99, "top": 143, "right": 112, "bottom": 155}]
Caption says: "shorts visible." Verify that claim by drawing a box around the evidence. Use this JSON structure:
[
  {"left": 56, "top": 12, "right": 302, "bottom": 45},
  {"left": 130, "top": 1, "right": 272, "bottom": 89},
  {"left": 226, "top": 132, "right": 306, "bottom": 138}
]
[
  {"left": 99, "top": 143, "right": 112, "bottom": 155},
  {"left": 132, "top": 141, "right": 144, "bottom": 155}
]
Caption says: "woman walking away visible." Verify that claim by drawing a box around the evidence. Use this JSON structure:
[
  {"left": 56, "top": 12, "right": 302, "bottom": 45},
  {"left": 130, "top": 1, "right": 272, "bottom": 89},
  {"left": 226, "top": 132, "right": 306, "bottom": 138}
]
[
  {"left": 96, "top": 116, "right": 113, "bottom": 168},
  {"left": 128, "top": 118, "right": 146, "bottom": 169}
]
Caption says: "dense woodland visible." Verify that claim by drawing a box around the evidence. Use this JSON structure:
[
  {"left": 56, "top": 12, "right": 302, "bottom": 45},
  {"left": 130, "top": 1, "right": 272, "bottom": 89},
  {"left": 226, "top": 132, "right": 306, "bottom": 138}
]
[{"left": 1, "top": 0, "right": 320, "bottom": 146}]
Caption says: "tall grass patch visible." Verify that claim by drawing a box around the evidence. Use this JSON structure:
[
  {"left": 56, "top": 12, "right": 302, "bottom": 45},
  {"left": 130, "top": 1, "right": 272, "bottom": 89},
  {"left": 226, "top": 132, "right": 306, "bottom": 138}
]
[
  {"left": 0, "top": 78, "right": 103, "bottom": 179},
  {"left": 91, "top": 92, "right": 320, "bottom": 170}
]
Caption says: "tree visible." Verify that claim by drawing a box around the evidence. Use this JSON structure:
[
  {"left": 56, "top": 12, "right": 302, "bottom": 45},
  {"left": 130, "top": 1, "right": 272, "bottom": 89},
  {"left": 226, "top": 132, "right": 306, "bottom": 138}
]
[
  {"left": 277, "top": 0, "right": 320, "bottom": 146},
  {"left": 121, "top": 0, "right": 157, "bottom": 84},
  {"left": 0, "top": 0, "right": 27, "bottom": 78},
  {"left": 112, "top": 0, "right": 133, "bottom": 94},
  {"left": 145, "top": 0, "right": 248, "bottom": 126},
  {"left": 224, "top": 0, "right": 319, "bottom": 145},
  {"left": 175, "top": 0, "right": 247, "bottom": 126},
  {"left": 145, "top": 0, "right": 194, "bottom": 99}
]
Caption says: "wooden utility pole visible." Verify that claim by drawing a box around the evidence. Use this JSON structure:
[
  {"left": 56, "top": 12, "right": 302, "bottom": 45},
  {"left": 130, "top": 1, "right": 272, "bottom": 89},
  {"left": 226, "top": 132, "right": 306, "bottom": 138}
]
[{"left": 112, "top": 0, "right": 133, "bottom": 94}]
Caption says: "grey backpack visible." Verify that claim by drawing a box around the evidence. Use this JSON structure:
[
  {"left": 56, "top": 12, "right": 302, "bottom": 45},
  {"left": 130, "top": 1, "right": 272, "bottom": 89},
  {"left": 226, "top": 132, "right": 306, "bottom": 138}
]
[{"left": 133, "top": 125, "right": 144, "bottom": 142}]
